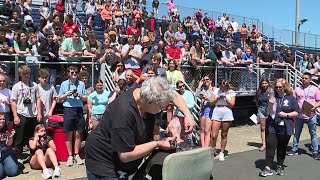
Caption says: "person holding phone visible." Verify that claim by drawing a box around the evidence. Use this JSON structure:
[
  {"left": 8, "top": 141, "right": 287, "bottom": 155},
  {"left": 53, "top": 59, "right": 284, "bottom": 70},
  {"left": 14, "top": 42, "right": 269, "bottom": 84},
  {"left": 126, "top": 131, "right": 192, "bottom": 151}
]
[
  {"left": 29, "top": 124, "right": 61, "bottom": 179},
  {"left": 0, "top": 112, "right": 18, "bottom": 179},
  {"left": 195, "top": 75, "right": 215, "bottom": 147},
  {"left": 260, "top": 80, "right": 301, "bottom": 177}
]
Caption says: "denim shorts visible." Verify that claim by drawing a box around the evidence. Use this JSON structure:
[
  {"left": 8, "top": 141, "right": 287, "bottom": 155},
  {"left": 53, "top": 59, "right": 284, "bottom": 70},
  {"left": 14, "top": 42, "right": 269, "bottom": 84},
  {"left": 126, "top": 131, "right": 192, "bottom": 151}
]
[
  {"left": 257, "top": 106, "right": 268, "bottom": 118},
  {"left": 211, "top": 107, "right": 234, "bottom": 121},
  {"left": 200, "top": 106, "right": 214, "bottom": 119}
]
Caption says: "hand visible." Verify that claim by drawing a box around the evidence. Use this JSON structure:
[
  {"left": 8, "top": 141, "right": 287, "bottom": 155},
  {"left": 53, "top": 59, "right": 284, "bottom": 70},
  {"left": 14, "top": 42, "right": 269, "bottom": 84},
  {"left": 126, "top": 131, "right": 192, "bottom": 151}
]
[
  {"left": 8, "top": 130, "right": 15, "bottom": 139},
  {"left": 91, "top": 47, "right": 97, "bottom": 53},
  {"left": 184, "top": 116, "right": 195, "bottom": 133},
  {"left": 219, "top": 93, "right": 226, "bottom": 98},
  {"left": 13, "top": 116, "right": 20, "bottom": 126},
  {"left": 129, "top": 44, "right": 134, "bottom": 50},
  {"left": 143, "top": 48, "right": 149, "bottom": 54},
  {"left": 48, "top": 52, "right": 56, "bottom": 58},
  {"left": 71, "top": 51, "right": 77, "bottom": 56},
  {"left": 65, "top": 90, "right": 73, "bottom": 96},
  {"left": 37, "top": 114, "right": 42, "bottom": 123},
  {"left": 198, "top": 79, "right": 204, "bottom": 88},
  {"left": 200, "top": 59, "right": 205, "bottom": 64},
  {"left": 278, "top": 111, "right": 287, "bottom": 118},
  {"left": 269, "top": 97, "right": 276, "bottom": 104},
  {"left": 47, "top": 110, "right": 53, "bottom": 117},
  {"left": 157, "top": 137, "right": 175, "bottom": 150}
]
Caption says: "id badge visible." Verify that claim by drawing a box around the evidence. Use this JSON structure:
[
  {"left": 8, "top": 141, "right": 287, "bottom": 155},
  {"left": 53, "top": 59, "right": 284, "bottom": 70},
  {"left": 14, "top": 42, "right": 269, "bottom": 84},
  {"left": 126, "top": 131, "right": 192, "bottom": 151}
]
[{"left": 278, "top": 120, "right": 285, "bottom": 126}]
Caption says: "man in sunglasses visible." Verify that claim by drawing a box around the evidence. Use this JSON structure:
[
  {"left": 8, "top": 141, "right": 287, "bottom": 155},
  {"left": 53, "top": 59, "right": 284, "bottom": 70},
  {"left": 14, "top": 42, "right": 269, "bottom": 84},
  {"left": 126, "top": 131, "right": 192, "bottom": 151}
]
[{"left": 58, "top": 66, "right": 87, "bottom": 167}]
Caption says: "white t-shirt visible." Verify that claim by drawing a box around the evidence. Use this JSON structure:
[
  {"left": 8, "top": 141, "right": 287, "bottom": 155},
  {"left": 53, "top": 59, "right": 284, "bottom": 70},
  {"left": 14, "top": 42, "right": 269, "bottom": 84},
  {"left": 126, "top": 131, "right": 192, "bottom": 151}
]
[
  {"left": 38, "top": 84, "right": 57, "bottom": 117},
  {"left": 213, "top": 88, "right": 236, "bottom": 106},
  {"left": 231, "top": 21, "right": 239, "bottom": 33},
  {"left": 0, "top": 88, "right": 11, "bottom": 113},
  {"left": 121, "top": 44, "right": 143, "bottom": 69}
]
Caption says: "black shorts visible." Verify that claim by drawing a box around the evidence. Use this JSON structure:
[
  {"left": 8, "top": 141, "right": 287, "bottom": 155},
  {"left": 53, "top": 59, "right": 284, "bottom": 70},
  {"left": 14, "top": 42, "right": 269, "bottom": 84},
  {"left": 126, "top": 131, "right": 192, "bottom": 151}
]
[{"left": 63, "top": 107, "right": 85, "bottom": 132}]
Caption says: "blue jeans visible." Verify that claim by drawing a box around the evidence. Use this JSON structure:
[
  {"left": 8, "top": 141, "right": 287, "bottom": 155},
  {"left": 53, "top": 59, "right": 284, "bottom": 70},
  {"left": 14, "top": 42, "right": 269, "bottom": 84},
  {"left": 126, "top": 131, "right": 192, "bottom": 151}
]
[
  {"left": 0, "top": 155, "right": 19, "bottom": 179},
  {"left": 292, "top": 116, "right": 319, "bottom": 154},
  {"left": 86, "top": 170, "right": 120, "bottom": 180}
]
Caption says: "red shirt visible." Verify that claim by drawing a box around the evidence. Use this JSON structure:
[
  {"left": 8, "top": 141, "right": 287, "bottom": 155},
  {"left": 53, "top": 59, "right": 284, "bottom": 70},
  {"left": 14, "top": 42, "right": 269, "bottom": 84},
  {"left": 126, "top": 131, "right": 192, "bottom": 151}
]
[
  {"left": 126, "top": 26, "right": 141, "bottom": 36},
  {"left": 63, "top": 23, "right": 80, "bottom": 37},
  {"left": 150, "top": 18, "right": 155, "bottom": 32},
  {"left": 166, "top": 46, "right": 182, "bottom": 60}
]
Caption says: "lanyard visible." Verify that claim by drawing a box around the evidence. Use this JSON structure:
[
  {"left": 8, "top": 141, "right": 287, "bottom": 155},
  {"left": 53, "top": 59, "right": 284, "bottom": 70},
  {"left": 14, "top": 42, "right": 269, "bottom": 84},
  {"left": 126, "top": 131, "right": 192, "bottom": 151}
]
[
  {"left": 276, "top": 96, "right": 284, "bottom": 112},
  {"left": 302, "top": 85, "right": 310, "bottom": 100}
]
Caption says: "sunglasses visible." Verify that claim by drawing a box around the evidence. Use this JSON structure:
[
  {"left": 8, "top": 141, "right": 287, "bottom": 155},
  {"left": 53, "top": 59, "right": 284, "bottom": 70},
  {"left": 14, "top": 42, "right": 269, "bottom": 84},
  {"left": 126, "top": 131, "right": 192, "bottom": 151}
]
[
  {"left": 178, "top": 84, "right": 185, "bottom": 88},
  {"left": 275, "top": 86, "right": 283, "bottom": 89},
  {"left": 70, "top": 71, "right": 78, "bottom": 74},
  {"left": 203, "top": 78, "right": 210, "bottom": 81}
]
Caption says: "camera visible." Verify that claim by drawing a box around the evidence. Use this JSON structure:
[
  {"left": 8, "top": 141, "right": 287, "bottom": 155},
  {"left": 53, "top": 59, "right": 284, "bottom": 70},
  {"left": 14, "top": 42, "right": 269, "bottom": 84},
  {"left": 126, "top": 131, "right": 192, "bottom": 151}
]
[
  {"left": 72, "top": 89, "right": 78, "bottom": 97},
  {"left": 23, "top": 98, "right": 31, "bottom": 104},
  {"left": 170, "top": 137, "right": 177, "bottom": 149}
]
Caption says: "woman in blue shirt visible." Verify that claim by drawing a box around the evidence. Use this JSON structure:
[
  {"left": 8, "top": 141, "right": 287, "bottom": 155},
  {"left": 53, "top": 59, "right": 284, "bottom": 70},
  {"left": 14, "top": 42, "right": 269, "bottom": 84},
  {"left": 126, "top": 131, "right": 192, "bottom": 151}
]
[{"left": 87, "top": 79, "right": 111, "bottom": 130}]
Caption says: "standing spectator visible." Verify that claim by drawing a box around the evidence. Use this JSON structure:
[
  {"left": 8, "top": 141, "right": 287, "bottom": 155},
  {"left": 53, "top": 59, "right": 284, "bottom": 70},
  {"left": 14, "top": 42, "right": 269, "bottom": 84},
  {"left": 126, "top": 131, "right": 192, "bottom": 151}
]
[
  {"left": 152, "top": 0, "right": 160, "bottom": 17},
  {"left": 58, "top": 66, "right": 87, "bottom": 167},
  {"left": 113, "top": 4, "right": 124, "bottom": 33},
  {"left": 195, "top": 9, "right": 202, "bottom": 23},
  {"left": 123, "top": 2, "right": 132, "bottom": 28},
  {"left": 121, "top": 35, "right": 143, "bottom": 77},
  {"left": 175, "top": 25, "right": 186, "bottom": 48},
  {"left": 0, "top": 112, "right": 18, "bottom": 179},
  {"left": 126, "top": 21, "right": 141, "bottom": 37},
  {"left": 37, "top": 69, "right": 57, "bottom": 125},
  {"left": 100, "top": 2, "right": 112, "bottom": 29},
  {"left": 215, "top": 16, "right": 223, "bottom": 39},
  {"left": 238, "top": 47, "right": 255, "bottom": 91},
  {"left": 259, "top": 80, "right": 301, "bottom": 177},
  {"left": 145, "top": 12, "right": 157, "bottom": 39},
  {"left": 39, "top": 0, "right": 50, "bottom": 30},
  {"left": 163, "top": 24, "right": 175, "bottom": 46},
  {"left": 210, "top": 80, "right": 236, "bottom": 161},
  {"left": 256, "top": 79, "right": 273, "bottom": 152},
  {"left": 62, "top": 14, "right": 80, "bottom": 38},
  {"left": 29, "top": 124, "right": 61, "bottom": 179},
  {"left": 113, "top": 61, "right": 126, "bottom": 82},
  {"left": 0, "top": 73, "right": 10, "bottom": 124},
  {"left": 60, "top": 31, "right": 92, "bottom": 62},
  {"left": 285, "top": 49, "right": 295, "bottom": 67},
  {"left": 12, "top": 0, "right": 24, "bottom": 18},
  {"left": 288, "top": 72, "right": 320, "bottom": 160},
  {"left": 159, "top": 15, "right": 169, "bottom": 39},
  {"left": 298, "top": 53, "right": 309, "bottom": 73},
  {"left": 203, "top": 13, "right": 209, "bottom": 27},
  {"left": 230, "top": 18, "right": 239, "bottom": 35},
  {"left": 240, "top": 23, "right": 249, "bottom": 47},
  {"left": 196, "top": 75, "right": 215, "bottom": 147},
  {"left": 85, "top": 0, "right": 97, "bottom": 28},
  {"left": 10, "top": 65, "right": 42, "bottom": 164},
  {"left": 191, "top": 20, "right": 200, "bottom": 44},
  {"left": 87, "top": 79, "right": 111, "bottom": 131},
  {"left": 165, "top": 37, "right": 182, "bottom": 65}
]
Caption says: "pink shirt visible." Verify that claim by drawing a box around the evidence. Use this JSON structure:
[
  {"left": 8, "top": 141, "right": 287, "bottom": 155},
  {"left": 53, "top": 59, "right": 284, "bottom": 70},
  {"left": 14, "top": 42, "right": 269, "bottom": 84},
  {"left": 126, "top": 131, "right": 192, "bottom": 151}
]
[
  {"left": 294, "top": 85, "right": 320, "bottom": 119},
  {"left": 167, "top": 1, "right": 175, "bottom": 10}
]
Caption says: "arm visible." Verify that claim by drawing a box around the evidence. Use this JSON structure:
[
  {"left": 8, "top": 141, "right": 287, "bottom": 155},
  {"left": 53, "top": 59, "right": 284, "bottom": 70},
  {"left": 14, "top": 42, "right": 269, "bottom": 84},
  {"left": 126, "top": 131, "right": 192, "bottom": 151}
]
[
  {"left": 36, "top": 97, "right": 42, "bottom": 122},
  {"left": 172, "top": 91, "right": 194, "bottom": 132},
  {"left": 29, "top": 136, "right": 39, "bottom": 150},
  {"left": 87, "top": 99, "right": 93, "bottom": 123},
  {"left": 48, "top": 140, "right": 57, "bottom": 152},
  {"left": 5, "top": 130, "right": 15, "bottom": 146}
]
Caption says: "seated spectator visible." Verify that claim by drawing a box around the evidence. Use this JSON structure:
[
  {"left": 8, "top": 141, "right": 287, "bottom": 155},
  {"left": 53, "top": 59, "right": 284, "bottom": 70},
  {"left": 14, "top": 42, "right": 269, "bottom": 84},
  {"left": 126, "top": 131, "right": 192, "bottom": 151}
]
[
  {"left": 85, "top": 0, "right": 96, "bottom": 28},
  {"left": 39, "top": 0, "right": 50, "bottom": 29},
  {"left": 204, "top": 44, "right": 217, "bottom": 66},
  {"left": 63, "top": 14, "right": 80, "bottom": 38},
  {"left": 298, "top": 53, "right": 309, "bottom": 73},
  {"left": 113, "top": 61, "right": 126, "bottom": 82},
  {"left": 305, "top": 62, "right": 316, "bottom": 75},
  {"left": 85, "top": 32, "right": 102, "bottom": 59},
  {"left": 141, "top": 53, "right": 166, "bottom": 81},
  {"left": 0, "top": 27, "right": 14, "bottom": 54},
  {"left": 9, "top": 11, "right": 22, "bottom": 32},
  {"left": 166, "top": 37, "right": 182, "bottom": 65},
  {"left": 87, "top": 79, "right": 111, "bottom": 130},
  {"left": 0, "top": 0, "right": 13, "bottom": 20},
  {"left": 29, "top": 124, "right": 61, "bottom": 179},
  {"left": 166, "top": 59, "right": 185, "bottom": 90},
  {"left": 164, "top": 24, "right": 175, "bottom": 46},
  {"left": 0, "top": 113, "right": 18, "bottom": 179},
  {"left": 284, "top": 48, "right": 295, "bottom": 67},
  {"left": 157, "top": 40, "right": 166, "bottom": 58},
  {"left": 20, "top": 15, "right": 38, "bottom": 33},
  {"left": 181, "top": 40, "right": 191, "bottom": 64},
  {"left": 12, "top": 0, "right": 24, "bottom": 18},
  {"left": 126, "top": 21, "right": 141, "bottom": 38},
  {"left": 175, "top": 25, "right": 186, "bottom": 48},
  {"left": 13, "top": 31, "right": 31, "bottom": 56},
  {"left": 38, "top": 31, "right": 60, "bottom": 62},
  {"left": 60, "top": 31, "right": 92, "bottom": 61},
  {"left": 121, "top": 35, "right": 143, "bottom": 77},
  {"left": 125, "top": 69, "right": 140, "bottom": 89},
  {"left": 190, "top": 39, "right": 209, "bottom": 65},
  {"left": 221, "top": 45, "right": 235, "bottom": 66},
  {"left": 42, "top": 14, "right": 61, "bottom": 34}
]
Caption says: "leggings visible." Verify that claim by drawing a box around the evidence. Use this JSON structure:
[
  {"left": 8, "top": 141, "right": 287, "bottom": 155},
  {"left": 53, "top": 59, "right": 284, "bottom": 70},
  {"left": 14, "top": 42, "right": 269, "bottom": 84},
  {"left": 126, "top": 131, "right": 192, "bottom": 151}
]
[{"left": 265, "top": 133, "right": 291, "bottom": 168}]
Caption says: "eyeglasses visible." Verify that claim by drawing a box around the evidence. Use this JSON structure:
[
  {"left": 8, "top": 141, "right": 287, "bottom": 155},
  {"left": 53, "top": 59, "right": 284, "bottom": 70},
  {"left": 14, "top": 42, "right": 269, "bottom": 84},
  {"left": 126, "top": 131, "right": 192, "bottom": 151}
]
[
  {"left": 275, "top": 86, "right": 283, "bottom": 89},
  {"left": 203, "top": 78, "right": 210, "bottom": 81},
  {"left": 70, "top": 71, "right": 78, "bottom": 74},
  {"left": 178, "top": 84, "right": 185, "bottom": 88}
]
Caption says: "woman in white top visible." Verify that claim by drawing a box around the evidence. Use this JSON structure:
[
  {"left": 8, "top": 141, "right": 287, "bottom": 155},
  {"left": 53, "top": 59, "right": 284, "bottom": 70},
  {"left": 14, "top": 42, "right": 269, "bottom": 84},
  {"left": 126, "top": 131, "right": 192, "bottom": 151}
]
[
  {"left": 85, "top": 0, "right": 97, "bottom": 27},
  {"left": 0, "top": 73, "right": 10, "bottom": 124},
  {"left": 210, "top": 80, "right": 236, "bottom": 161}
]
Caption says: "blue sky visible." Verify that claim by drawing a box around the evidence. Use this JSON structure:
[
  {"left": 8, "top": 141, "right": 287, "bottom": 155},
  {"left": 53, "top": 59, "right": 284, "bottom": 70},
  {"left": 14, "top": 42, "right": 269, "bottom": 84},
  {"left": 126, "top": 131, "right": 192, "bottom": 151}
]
[{"left": 171, "top": 0, "right": 318, "bottom": 35}]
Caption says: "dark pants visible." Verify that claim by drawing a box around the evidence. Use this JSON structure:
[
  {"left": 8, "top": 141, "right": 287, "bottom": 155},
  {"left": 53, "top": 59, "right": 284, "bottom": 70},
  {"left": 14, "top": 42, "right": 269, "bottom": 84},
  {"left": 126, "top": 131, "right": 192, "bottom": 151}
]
[
  {"left": 265, "top": 133, "right": 291, "bottom": 168},
  {"left": 13, "top": 114, "right": 38, "bottom": 159},
  {"left": 86, "top": 170, "right": 121, "bottom": 180}
]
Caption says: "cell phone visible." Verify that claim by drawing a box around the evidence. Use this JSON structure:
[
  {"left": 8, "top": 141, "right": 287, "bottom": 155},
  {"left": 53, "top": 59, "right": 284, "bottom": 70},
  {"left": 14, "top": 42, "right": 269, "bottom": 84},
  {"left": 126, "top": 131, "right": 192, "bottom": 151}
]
[{"left": 7, "top": 121, "right": 14, "bottom": 133}]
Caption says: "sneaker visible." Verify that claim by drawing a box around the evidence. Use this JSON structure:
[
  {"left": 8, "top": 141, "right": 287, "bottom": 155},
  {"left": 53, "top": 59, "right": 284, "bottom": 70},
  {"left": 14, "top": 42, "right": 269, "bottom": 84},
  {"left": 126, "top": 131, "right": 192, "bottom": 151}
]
[
  {"left": 312, "top": 153, "right": 320, "bottom": 160},
  {"left": 216, "top": 152, "right": 225, "bottom": 161},
  {"left": 67, "top": 156, "right": 74, "bottom": 167},
  {"left": 276, "top": 165, "right": 284, "bottom": 176},
  {"left": 259, "top": 166, "right": 273, "bottom": 177},
  {"left": 53, "top": 167, "right": 61, "bottom": 177},
  {"left": 211, "top": 148, "right": 217, "bottom": 157},
  {"left": 42, "top": 168, "right": 52, "bottom": 179},
  {"left": 287, "top": 150, "right": 298, "bottom": 156},
  {"left": 74, "top": 154, "right": 84, "bottom": 165}
]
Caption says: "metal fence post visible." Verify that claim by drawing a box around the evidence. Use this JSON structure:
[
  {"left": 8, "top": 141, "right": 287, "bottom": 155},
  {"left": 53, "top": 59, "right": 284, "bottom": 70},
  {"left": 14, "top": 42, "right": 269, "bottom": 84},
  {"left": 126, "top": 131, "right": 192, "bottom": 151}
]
[
  {"left": 91, "top": 57, "right": 95, "bottom": 88},
  {"left": 256, "top": 64, "right": 260, "bottom": 90},
  {"left": 315, "top": 35, "right": 317, "bottom": 48},
  {"left": 15, "top": 55, "right": 19, "bottom": 83},
  {"left": 214, "top": 66, "right": 218, "bottom": 87}
]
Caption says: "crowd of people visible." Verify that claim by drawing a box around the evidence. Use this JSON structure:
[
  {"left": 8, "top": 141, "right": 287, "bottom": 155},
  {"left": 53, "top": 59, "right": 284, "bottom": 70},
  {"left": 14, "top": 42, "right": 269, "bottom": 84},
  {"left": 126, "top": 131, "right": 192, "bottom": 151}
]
[{"left": 0, "top": 0, "right": 319, "bottom": 179}]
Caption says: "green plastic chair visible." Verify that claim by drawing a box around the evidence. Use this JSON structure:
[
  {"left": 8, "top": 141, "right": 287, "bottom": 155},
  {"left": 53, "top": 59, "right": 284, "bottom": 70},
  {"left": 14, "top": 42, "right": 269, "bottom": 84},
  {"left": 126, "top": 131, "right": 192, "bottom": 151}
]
[{"left": 162, "top": 147, "right": 214, "bottom": 180}]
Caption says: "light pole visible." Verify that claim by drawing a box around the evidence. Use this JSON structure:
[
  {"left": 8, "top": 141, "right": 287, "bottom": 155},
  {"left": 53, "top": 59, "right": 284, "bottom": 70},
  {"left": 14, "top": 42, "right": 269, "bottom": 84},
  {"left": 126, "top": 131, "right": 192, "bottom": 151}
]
[{"left": 295, "top": 0, "right": 308, "bottom": 46}]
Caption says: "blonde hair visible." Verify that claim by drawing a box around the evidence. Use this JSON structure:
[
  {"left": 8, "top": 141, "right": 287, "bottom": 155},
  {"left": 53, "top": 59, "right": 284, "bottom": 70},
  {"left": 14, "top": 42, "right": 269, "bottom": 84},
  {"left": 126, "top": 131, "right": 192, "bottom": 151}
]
[
  {"left": 18, "top": 65, "right": 31, "bottom": 74},
  {"left": 34, "top": 124, "right": 45, "bottom": 134}
]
